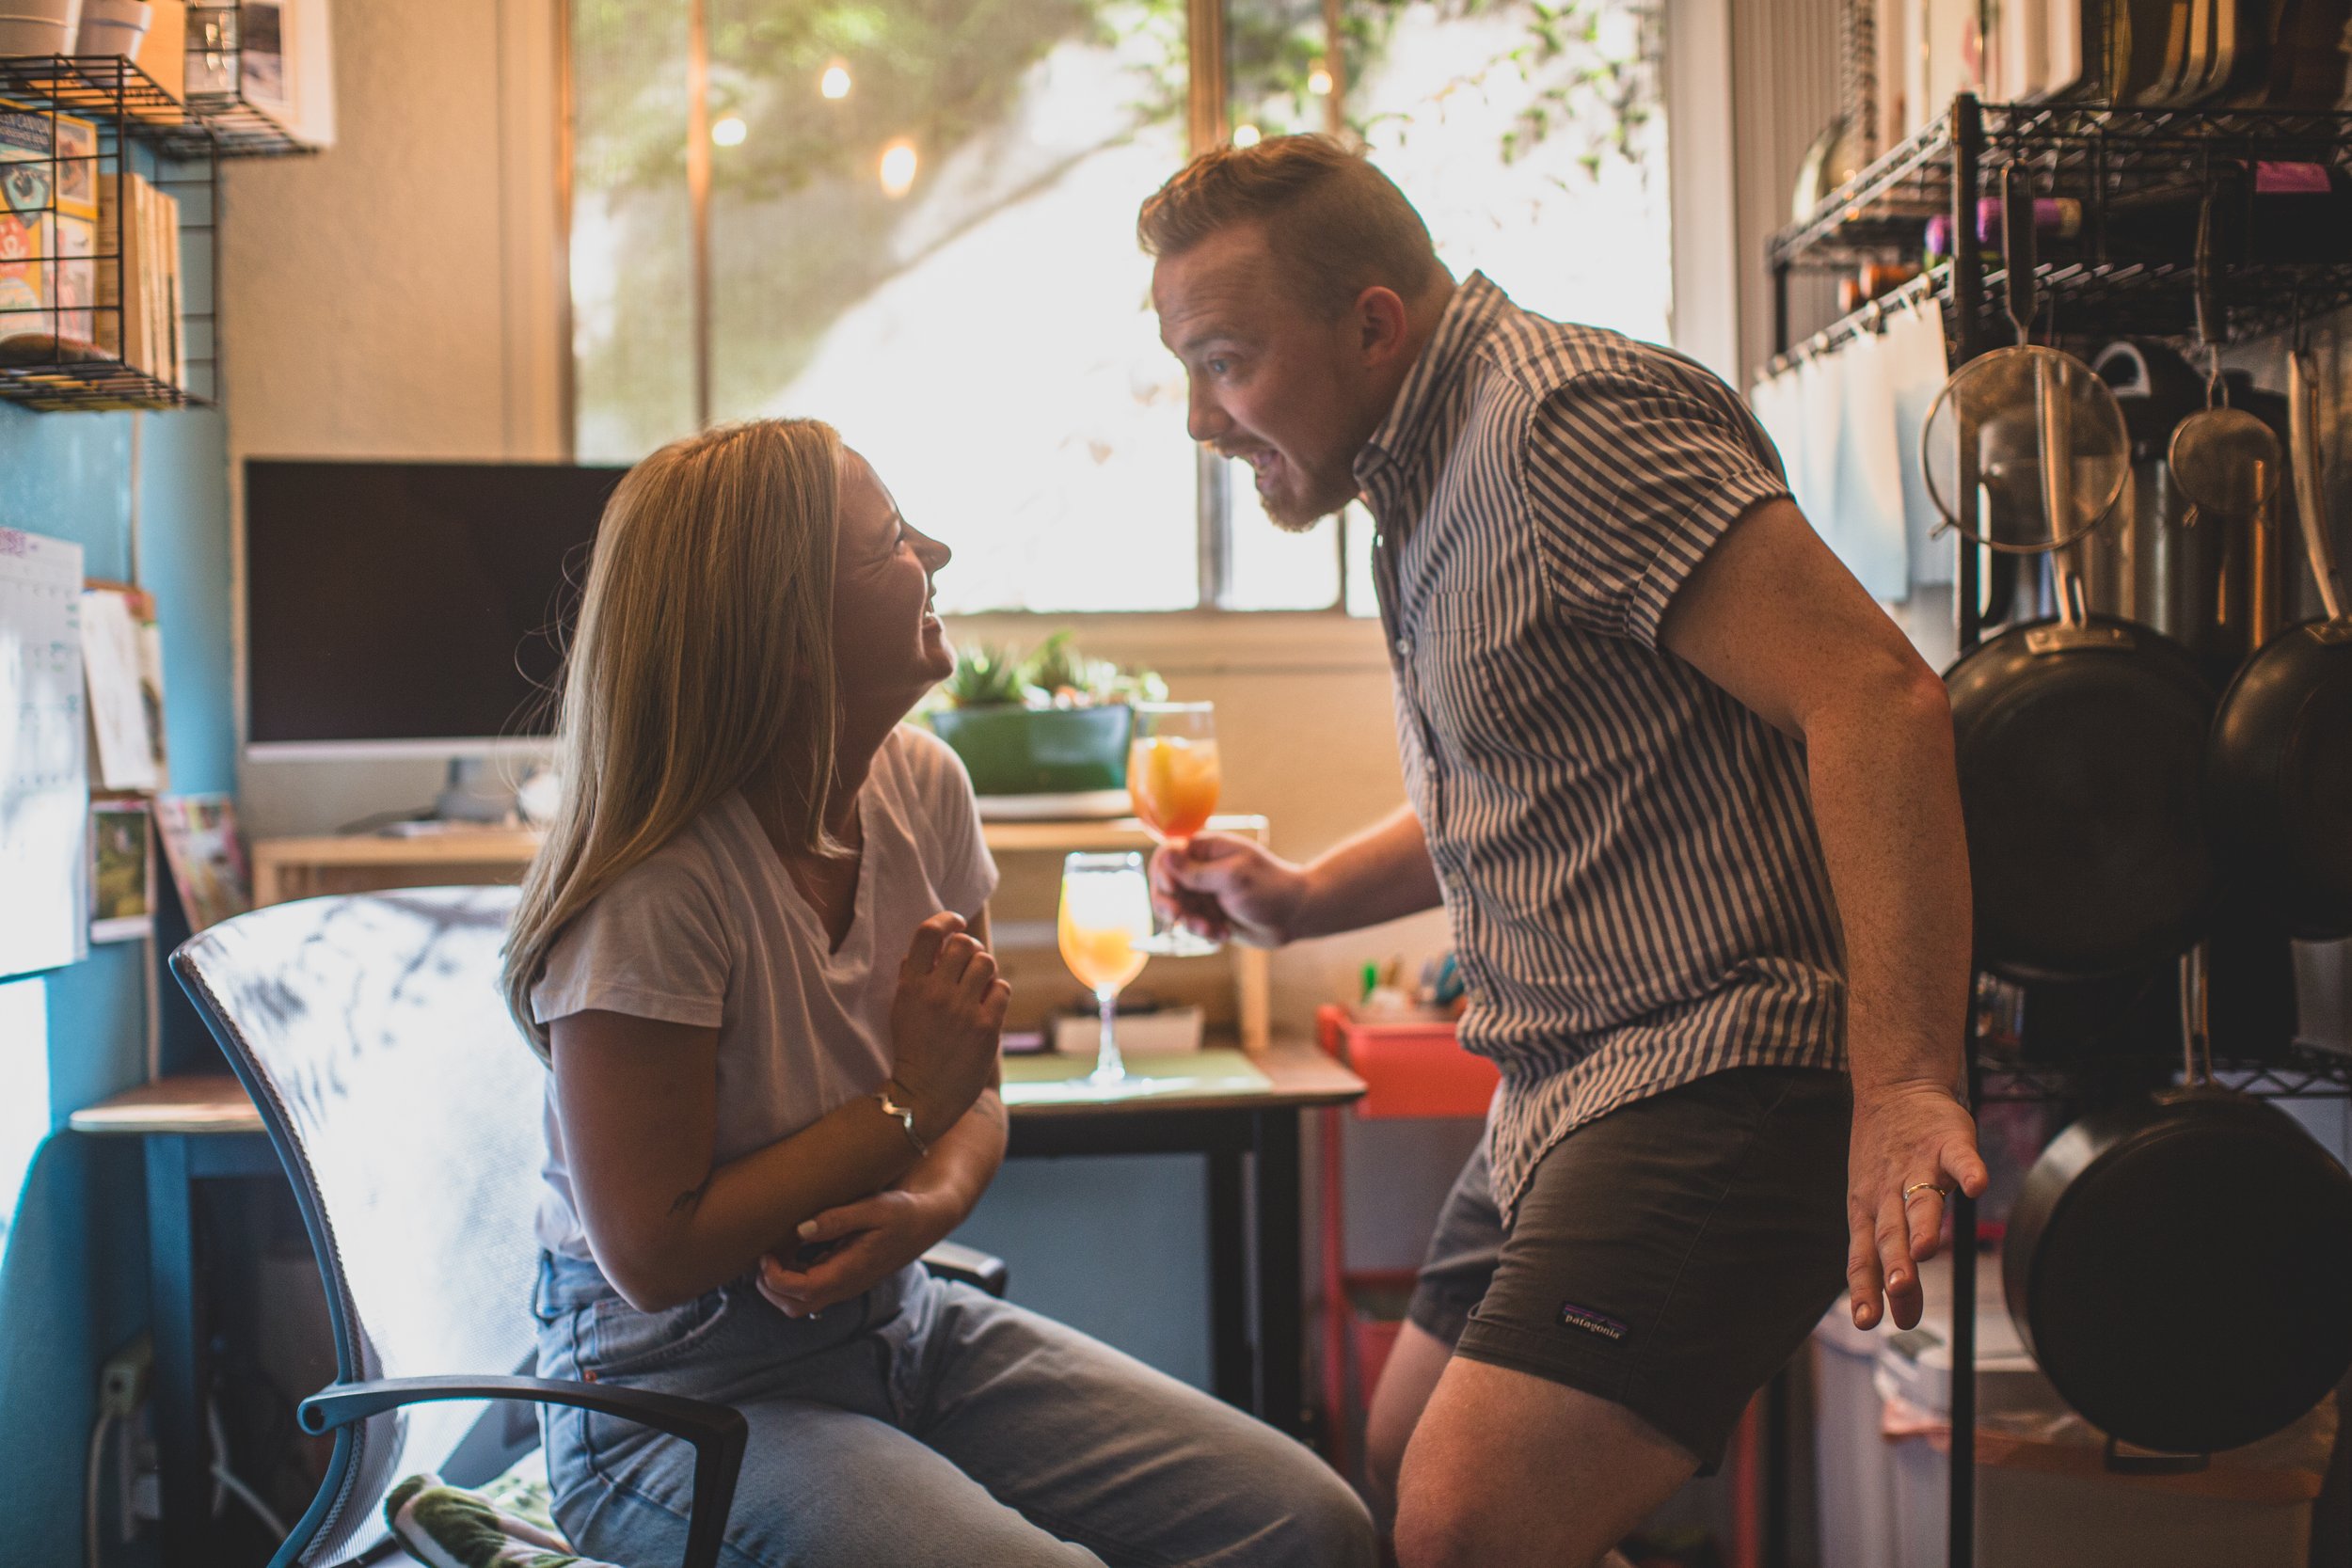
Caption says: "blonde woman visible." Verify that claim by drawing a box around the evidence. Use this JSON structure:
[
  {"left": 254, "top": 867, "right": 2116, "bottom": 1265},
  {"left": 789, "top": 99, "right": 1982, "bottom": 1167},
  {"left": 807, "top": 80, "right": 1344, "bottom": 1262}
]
[{"left": 502, "top": 419, "right": 1373, "bottom": 1568}]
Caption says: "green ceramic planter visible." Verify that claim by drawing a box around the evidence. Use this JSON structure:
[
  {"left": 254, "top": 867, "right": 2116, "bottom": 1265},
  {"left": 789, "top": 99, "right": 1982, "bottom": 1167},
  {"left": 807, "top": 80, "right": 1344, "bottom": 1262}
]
[{"left": 928, "top": 704, "right": 1133, "bottom": 795}]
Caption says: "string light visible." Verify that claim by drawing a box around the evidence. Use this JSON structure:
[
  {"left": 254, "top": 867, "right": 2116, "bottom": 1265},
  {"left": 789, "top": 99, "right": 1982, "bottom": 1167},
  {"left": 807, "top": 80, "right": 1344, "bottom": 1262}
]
[
  {"left": 710, "top": 115, "right": 746, "bottom": 147},
  {"left": 1231, "top": 123, "right": 1262, "bottom": 147},
  {"left": 1307, "top": 62, "right": 1333, "bottom": 95},
  {"left": 879, "top": 138, "right": 918, "bottom": 197},
  {"left": 820, "top": 62, "right": 851, "bottom": 100}
]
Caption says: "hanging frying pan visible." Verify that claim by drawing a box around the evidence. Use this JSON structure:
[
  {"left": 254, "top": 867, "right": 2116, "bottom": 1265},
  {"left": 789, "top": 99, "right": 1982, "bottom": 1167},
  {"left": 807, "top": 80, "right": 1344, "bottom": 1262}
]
[
  {"left": 2004, "top": 948, "right": 2352, "bottom": 1454},
  {"left": 2203, "top": 341, "right": 2352, "bottom": 938},
  {"left": 1933, "top": 167, "right": 2217, "bottom": 982}
]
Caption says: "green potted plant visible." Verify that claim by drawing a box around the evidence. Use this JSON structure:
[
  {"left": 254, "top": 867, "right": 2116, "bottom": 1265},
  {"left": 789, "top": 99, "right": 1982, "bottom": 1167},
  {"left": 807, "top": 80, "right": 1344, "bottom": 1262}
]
[{"left": 926, "top": 633, "right": 1160, "bottom": 796}]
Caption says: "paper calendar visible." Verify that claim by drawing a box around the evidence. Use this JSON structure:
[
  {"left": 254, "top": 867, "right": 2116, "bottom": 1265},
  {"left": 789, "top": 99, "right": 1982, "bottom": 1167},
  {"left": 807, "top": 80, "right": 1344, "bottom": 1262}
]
[{"left": 0, "top": 527, "right": 89, "bottom": 978}]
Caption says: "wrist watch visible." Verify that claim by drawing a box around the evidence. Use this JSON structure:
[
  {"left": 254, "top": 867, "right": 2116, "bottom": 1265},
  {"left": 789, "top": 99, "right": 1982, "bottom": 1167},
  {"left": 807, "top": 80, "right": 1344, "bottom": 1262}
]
[{"left": 875, "top": 1084, "right": 928, "bottom": 1157}]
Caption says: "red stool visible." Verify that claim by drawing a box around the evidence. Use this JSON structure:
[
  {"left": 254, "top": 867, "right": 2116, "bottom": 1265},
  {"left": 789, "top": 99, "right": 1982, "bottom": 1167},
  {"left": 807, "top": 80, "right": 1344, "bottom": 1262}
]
[{"left": 1313, "top": 1004, "right": 1498, "bottom": 1476}]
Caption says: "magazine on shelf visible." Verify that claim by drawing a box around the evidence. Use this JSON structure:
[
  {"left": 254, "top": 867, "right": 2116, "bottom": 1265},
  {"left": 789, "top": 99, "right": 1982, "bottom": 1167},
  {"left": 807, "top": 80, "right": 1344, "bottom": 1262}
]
[
  {"left": 0, "top": 102, "right": 99, "bottom": 348},
  {"left": 154, "top": 795, "right": 250, "bottom": 933},
  {"left": 90, "top": 796, "right": 155, "bottom": 943}
]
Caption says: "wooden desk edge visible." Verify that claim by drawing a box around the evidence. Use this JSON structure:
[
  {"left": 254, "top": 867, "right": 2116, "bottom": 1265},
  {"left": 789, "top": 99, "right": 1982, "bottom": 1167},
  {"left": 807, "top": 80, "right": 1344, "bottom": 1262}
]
[
  {"left": 70, "top": 1041, "right": 1361, "bottom": 1137},
  {"left": 253, "top": 815, "right": 1273, "bottom": 863},
  {"left": 71, "top": 1076, "right": 265, "bottom": 1135}
]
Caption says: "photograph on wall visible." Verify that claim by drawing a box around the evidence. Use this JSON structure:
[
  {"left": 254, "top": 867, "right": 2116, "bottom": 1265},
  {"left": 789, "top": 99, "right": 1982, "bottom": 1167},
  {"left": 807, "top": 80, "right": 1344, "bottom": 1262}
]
[
  {"left": 81, "top": 585, "right": 164, "bottom": 791},
  {"left": 154, "top": 794, "right": 251, "bottom": 932},
  {"left": 90, "top": 797, "right": 153, "bottom": 942},
  {"left": 240, "top": 2, "right": 291, "bottom": 112}
]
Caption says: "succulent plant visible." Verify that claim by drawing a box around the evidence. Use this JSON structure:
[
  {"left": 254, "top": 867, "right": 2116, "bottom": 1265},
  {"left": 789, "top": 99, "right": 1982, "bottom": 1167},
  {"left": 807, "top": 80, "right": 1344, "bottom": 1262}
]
[
  {"left": 941, "top": 643, "right": 1031, "bottom": 707},
  {"left": 938, "top": 632, "right": 1165, "bottom": 709},
  {"left": 1021, "top": 629, "right": 1091, "bottom": 698}
]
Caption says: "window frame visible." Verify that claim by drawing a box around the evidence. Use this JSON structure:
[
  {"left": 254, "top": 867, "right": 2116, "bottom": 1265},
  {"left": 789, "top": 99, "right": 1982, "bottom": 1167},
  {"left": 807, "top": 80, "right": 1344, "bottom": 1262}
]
[
  {"left": 551, "top": 0, "right": 1717, "bottom": 619},
  {"left": 558, "top": 0, "right": 1354, "bottom": 614}
]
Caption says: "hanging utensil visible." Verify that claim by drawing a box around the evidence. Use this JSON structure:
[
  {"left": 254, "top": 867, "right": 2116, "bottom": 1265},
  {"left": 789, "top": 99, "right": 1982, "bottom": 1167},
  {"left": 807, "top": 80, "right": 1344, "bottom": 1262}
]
[
  {"left": 2169, "top": 190, "right": 2283, "bottom": 531},
  {"left": 2203, "top": 332, "right": 2352, "bottom": 939},
  {"left": 1941, "top": 163, "right": 2218, "bottom": 983},
  {"left": 2005, "top": 943, "right": 2352, "bottom": 1455},
  {"left": 1921, "top": 166, "right": 2131, "bottom": 557}
]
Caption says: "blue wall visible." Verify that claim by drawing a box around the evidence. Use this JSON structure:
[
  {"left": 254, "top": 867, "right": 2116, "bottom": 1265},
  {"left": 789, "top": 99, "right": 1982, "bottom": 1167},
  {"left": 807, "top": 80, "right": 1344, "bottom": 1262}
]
[{"left": 0, "top": 404, "right": 232, "bottom": 1564}]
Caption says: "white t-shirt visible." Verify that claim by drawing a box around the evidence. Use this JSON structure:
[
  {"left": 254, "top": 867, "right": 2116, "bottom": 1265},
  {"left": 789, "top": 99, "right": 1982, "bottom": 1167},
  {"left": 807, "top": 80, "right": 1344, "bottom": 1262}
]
[{"left": 531, "top": 723, "right": 997, "bottom": 1259}]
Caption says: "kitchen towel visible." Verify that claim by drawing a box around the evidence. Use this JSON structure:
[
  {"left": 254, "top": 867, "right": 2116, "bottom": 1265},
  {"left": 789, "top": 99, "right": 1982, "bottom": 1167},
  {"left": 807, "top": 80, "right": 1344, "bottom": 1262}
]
[
  {"left": 1885, "top": 298, "right": 1955, "bottom": 586},
  {"left": 1828, "top": 327, "right": 1914, "bottom": 600}
]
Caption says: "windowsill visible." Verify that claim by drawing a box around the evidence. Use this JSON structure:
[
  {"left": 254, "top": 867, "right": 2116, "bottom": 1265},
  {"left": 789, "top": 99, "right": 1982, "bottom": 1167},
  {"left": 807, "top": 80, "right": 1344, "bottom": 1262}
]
[{"left": 941, "top": 611, "right": 1392, "bottom": 677}]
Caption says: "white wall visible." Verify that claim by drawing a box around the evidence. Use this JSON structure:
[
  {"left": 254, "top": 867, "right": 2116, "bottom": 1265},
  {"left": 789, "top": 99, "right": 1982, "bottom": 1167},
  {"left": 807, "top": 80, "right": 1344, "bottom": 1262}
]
[{"left": 224, "top": 0, "right": 567, "bottom": 834}]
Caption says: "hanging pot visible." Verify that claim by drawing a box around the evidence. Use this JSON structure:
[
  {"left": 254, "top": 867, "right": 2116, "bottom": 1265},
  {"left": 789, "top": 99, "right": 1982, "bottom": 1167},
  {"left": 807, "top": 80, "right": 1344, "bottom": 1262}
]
[
  {"left": 1936, "top": 165, "right": 2217, "bottom": 983},
  {"left": 2004, "top": 949, "right": 2352, "bottom": 1454},
  {"left": 2202, "top": 342, "right": 2352, "bottom": 938}
]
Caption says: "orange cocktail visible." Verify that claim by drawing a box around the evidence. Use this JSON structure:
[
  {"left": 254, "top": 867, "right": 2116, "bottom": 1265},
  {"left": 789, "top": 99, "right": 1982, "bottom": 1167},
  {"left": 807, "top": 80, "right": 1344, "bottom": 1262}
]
[
  {"left": 1058, "top": 851, "right": 1155, "bottom": 1083},
  {"left": 1127, "top": 703, "right": 1220, "bottom": 843},
  {"left": 1057, "top": 902, "right": 1148, "bottom": 994}
]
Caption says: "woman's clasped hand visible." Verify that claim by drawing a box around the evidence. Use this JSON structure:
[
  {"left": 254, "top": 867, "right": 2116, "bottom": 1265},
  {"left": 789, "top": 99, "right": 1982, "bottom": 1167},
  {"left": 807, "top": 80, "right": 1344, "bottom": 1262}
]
[{"left": 881, "top": 911, "right": 1010, "bottom": 1142}]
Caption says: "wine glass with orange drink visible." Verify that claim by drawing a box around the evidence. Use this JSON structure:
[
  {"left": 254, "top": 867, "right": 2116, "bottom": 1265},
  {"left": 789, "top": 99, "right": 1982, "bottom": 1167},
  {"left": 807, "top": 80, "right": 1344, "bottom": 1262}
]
[
  {"left": 1126, "top": 701, "right": 1222, "bottom": 955},
  {"left": 1058, "top": 852, "right": 1153, "bottom": 1084}
]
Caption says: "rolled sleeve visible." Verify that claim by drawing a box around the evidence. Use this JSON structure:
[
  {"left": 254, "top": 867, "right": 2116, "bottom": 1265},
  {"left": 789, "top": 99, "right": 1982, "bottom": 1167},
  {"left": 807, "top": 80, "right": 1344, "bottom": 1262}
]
[{"left": 1522, "top": 369, "right": 1792, "bottom": 650}]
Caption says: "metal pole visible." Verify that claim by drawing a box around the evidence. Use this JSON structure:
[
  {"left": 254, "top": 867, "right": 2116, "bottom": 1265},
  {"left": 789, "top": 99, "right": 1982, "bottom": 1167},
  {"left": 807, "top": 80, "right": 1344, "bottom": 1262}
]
[
  {"left": 1951, "top": 92, "right": 1984, "bottom": 652},
  {"left": 1950, "top": 94, "right": 1985, "bottom": 363},
  {"left": 1772, "top": 259, "right": 1789, "bottom": 357},
  {"left": 686, "top": 0, "right": 712, "bottom": 431},
  {"left": 1947, "top": 93, "right": 1983, "bottom": 1568}
]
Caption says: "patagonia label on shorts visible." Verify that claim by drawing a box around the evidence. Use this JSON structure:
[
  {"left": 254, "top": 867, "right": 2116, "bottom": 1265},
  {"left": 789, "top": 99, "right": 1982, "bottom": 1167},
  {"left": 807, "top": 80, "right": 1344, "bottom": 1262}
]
[{"left": 1558, "top": 1302, "right": 1629, "bottom": 1341}]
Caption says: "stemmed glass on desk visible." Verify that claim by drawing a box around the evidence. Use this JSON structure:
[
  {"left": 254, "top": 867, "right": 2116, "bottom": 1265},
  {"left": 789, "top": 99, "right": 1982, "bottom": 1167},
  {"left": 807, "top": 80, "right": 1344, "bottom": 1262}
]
[
  {"left": 1126, "top": 701, "right": 1222, "bottom": 956},
  {"left": 1058, "top": 852, "right": 1152, "bottom": 1085}
]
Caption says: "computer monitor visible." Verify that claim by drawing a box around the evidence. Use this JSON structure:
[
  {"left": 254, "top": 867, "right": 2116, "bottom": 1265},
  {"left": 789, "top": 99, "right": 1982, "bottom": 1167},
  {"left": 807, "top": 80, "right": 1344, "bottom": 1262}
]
[{"left": 243, "top": 459, "right": 629, "bottom": 759}]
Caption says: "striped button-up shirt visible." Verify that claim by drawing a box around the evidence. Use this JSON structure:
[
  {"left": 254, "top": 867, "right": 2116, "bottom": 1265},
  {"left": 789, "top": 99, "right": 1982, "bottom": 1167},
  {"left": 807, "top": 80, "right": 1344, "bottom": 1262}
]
[{"left": 1358, "top": 273, "right": 1848, "bottom": 1225}]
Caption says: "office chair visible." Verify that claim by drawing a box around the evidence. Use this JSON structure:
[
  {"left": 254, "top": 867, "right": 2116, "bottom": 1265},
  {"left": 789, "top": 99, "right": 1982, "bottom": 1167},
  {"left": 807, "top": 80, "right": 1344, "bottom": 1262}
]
[{"left": 173, "top": 885, "right": 1005, "bottom": 1567}]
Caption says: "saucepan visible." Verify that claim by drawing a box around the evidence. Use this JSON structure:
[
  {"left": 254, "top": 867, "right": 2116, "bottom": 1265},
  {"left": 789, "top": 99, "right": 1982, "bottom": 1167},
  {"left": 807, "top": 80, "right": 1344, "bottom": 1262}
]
[
  {"left": 2004, "top": 946, "right": 2352, "bottom": 1455},
  {"left": 2202, "top": 338, "right": 2352, "bottom": 938}
]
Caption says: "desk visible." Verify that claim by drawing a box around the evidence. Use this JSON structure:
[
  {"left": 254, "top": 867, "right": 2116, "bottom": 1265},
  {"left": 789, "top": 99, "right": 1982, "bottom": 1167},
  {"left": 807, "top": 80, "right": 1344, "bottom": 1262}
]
[{"left": 73, "top": 1046, "right": 1364, "bottom": 1566}]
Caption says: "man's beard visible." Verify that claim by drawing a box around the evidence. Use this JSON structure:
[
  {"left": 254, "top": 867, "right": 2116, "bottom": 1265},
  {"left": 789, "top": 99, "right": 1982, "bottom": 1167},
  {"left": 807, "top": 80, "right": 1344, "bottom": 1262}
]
[{"left": 1257, "top": 458, "right": 1349, "bottom": 531}]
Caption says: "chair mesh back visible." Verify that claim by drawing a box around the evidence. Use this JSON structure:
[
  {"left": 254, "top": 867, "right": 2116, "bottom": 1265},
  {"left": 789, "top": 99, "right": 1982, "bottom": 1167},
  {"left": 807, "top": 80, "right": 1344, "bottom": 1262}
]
[{"left": 174, "top": 887, "right": 543, "bottom": 1565}]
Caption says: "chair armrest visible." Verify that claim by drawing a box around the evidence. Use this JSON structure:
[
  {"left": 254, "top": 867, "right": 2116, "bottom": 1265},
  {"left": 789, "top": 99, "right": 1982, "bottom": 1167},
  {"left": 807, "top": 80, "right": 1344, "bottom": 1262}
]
[
  {"left": 298, "top": 1375, "right": 746, "bottom": 1568},
  {"left": 920, "top": 1240, "right": 1009, "bottom": 1296}
]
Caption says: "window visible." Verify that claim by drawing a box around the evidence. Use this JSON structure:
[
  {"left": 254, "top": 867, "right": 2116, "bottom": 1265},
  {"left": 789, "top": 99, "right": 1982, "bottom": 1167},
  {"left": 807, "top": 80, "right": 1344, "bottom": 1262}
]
[{"left": 567, "top": 0, "right": 1667, "bottom": 614}]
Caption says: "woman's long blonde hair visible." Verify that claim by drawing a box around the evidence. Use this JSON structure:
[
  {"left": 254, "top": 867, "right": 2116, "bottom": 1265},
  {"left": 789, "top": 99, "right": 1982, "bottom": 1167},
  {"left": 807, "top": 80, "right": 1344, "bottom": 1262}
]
[{"left": 503, "top": 418, "right": 844, "bottom": 1057}]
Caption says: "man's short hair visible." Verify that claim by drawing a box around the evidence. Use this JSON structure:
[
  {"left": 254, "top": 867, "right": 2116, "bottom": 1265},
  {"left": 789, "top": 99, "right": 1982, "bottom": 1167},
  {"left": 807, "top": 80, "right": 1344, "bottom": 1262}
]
[{"left": 1136, "top": 135, "right": 1439, "bottom": 318}]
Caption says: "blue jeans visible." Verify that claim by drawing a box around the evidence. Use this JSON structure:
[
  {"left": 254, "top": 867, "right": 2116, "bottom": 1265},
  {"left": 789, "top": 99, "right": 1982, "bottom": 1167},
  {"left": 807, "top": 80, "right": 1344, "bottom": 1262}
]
[{"left": 532, "top": 1252, "right": 1375, "bottom": 1568}]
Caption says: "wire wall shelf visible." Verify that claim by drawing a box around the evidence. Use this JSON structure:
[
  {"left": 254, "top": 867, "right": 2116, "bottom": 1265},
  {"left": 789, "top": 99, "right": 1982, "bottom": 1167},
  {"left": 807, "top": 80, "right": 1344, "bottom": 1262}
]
[
  {"left": 1978, "top": 1041, "right": 2352, "bottom": 1103},
  {"left": 1768, "top": 98, "right": 2352, "bottom": 370},
  {"left": 0, "top": 54, "right": 313, "bottom": 158},
  {"left": 0, "top": 56, "right": 266, "bottom": 410}
]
